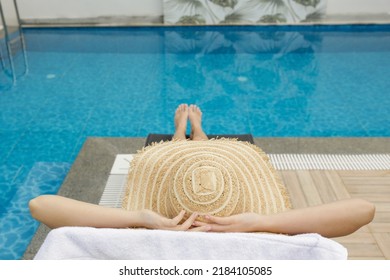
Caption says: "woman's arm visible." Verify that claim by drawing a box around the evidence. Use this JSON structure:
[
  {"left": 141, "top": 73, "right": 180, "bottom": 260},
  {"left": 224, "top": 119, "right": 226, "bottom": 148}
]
[
  {"left": 31, "top": 196, "right": 375, "bottom": 238},
  {"left": 29, "top": 195, "right": 204, "bottom": 231},
  {"left": 194, "top": 198, "right": 375, "bottom": 238}
]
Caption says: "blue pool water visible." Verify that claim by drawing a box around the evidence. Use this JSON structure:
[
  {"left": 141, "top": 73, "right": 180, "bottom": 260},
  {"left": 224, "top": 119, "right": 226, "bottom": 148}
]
[{"left": 1, "top": 25, "right": 390, "bottom": 259}]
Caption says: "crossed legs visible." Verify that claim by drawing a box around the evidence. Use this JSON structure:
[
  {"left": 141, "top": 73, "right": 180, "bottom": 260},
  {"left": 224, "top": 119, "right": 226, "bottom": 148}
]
[{"left": 173, "top": 104, "right": 208, "bottom": 141}]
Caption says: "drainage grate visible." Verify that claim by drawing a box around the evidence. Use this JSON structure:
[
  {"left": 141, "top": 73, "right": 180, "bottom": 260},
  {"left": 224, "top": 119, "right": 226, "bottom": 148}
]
[
  {"left": 269, "top": 154, "right": 390, "bottom": 170},
  {"left": 99, "top": 174, "right": 127, "bottom": 208}
]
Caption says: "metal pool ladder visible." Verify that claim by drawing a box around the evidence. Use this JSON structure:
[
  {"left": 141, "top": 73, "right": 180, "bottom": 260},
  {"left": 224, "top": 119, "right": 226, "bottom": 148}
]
[{"left": 0, "top": 0, "right": 28, "bottom": 89}]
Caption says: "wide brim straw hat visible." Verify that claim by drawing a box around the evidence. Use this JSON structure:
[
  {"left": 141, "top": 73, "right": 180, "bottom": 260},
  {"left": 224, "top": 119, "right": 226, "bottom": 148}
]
[{"left": 122, "top": 139, "right": 291, "bottom": 220}]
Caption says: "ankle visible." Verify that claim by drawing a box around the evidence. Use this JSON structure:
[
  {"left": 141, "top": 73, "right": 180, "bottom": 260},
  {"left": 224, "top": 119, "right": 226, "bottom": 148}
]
[{"left": 191, "top": 124, "right": 203, "bottom": 132}]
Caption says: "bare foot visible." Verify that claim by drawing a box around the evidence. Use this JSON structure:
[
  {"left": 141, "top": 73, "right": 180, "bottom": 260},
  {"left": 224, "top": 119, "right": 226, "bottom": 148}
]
[
  {"left": 189, "top": 105, "right": 208, "bottom": 141},
  {"left": 173, "top": 104, "right": 188, "bottom": 140}
]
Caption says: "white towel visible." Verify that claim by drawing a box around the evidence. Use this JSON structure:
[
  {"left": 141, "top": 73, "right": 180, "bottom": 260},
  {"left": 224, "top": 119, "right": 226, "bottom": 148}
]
[{"left": 34, "top": 227, "right": 347, "bottom": 260}]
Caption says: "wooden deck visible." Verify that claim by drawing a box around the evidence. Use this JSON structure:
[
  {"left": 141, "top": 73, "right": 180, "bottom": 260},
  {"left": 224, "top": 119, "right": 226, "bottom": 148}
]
[{"left": 279, "top": 170, "right": 390, "bottom": 260}]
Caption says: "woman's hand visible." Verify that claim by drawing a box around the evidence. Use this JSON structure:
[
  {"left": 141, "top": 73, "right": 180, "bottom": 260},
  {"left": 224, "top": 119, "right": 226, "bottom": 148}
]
[
  {"left": 135, "top": 209, "right": 211, "bottom": 232},
  {"left": 193, "top": 213, "right": 264, "bottom": 232}
]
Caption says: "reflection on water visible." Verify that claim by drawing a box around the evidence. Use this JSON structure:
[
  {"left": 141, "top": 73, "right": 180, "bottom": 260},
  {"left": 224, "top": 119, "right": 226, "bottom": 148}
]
[
  {"left": 5, "top": 25, "right": 390, "bottom": 137},
  {"left": 17, "top": 25, "right": 390, "bottom": 137},
  {"left": 164, "top": 27, "right": 321, "bottom": 133},
  {"left": 159, "top": 26, "right": 389, "bottom": 136}
]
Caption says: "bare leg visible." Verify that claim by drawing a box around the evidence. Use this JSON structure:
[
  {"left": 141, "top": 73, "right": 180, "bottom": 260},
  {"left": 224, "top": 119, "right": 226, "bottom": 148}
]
[
  {"left": 189, "top": 104, "right": 208, "bottom": 141},
  {"left": 172, "top": 104, "right": 188, "bottom": 141}
]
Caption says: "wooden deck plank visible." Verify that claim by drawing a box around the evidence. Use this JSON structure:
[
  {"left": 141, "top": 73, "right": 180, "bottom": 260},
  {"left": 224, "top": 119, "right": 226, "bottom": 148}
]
[
  {"left": 340, "top": 243, "right": 383, "bottom": 258},
  {"left": 341, "top": 177, "right": 390, "bottom": 185},
  {"left": 345, "top": 185, "right": 390, "bottom": 194},
  {"left": 373, "top": 233, "right": 390, "bottom": 259},
  {"left": 370, "top": 202, "right": 390, "bottom": 212},
  {"left": 333, "top": 233, "right": 377, "bottom": 244},
  {"left": 372, "top": 212, "right": 390, "bottom": 223},
  {"left": 348, "top": 256, "right": 386, "bottom": 260},
  {"left": 282, "top": 169, "right": 389, "bottom": 260},
  {"left": 296, "top": 170, "right": 323, "bottom": 206},
  {"left": 325, "top": 171, "right": 351, "bottom": 200},
  {"left": 351, "top": 193, "right": 390, "bottom": 202},
  {"left": 337, "top": 171, "right": 390, "bottom": 177},
  {"left": 310, "top": 170, "right": 338, "bottom": 203},
  {"left": 369, "top": 223, "right": 390, "bottom": 233},
  {"left": 279, "top": 171, "right": 308, "bottom": 209}
]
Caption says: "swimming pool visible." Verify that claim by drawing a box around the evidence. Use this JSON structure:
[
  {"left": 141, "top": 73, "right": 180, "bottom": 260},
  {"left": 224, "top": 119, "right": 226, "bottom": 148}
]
[{"left": 1, "top": 24, "right": 390, "bottom": 259}]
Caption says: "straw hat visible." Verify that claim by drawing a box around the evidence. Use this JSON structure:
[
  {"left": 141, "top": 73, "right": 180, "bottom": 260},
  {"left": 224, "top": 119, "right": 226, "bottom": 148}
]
[{"left": 122, "top": 139, "right": 291, "bottom": 220}]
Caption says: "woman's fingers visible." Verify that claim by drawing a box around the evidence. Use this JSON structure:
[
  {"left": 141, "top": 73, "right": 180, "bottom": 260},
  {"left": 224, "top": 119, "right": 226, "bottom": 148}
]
[
  {"left": 159, "top": 211, "right": 246, "bottom": 232},
  {"left": 204, "top": 214, "right": 235, "bottom": 225},
  {"left": 162, "top": 212, "right": 199, "bottom": 231},
  {"left": 189, "top": 225, "right": 211, "bottom": 232},
  {"left": 171, "top": 210, "right": 186, "bottom": 225},
  {"left": 178, "top": 212, "right": 199, "bottom": 230},
  {"left": 192, "top": 220, "right": 209, "bottom": 227},
  {"left": 192, "top": 215, "right": 233, "bottom": 226},
  {"left": 192, "top": 218, "right": 234, "bottom": 232}
]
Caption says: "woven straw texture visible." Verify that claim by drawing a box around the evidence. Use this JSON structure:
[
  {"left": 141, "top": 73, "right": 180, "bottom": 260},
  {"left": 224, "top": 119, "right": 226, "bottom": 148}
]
[{"left": 122, "top": 139, "right": 291, "bottom": 219}]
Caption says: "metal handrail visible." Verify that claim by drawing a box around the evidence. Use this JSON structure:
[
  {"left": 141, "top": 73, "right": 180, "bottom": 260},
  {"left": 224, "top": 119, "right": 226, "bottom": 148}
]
[
  {"left": 0, "top": 25, "right": 7, "bottom": 70},
  {"left": 13, "top": 0, "right": 28, "bottom": 77},
  {"left": 0, "top": 0, "right": 28, "bottom": 88},
  {"left": 0, "top": 0, "right": 16, "bottom": 85},
  {"left": 13, "top": 0, "right": 22, "bottom": 27}
]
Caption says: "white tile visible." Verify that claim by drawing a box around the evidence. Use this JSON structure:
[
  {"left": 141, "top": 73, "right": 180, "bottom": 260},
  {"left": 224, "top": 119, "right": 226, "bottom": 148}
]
[{"left": 110, "top": 154, "right": 134, "bottom": 174}]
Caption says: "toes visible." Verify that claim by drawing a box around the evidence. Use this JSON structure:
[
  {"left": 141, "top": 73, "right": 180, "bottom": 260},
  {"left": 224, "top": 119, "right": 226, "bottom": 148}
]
[
  {"left": 176, "top": 104, "right": 188, "bottom": 113},
  {"left": 189, "top": 104, "right": 201, "bottom": 113}
]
